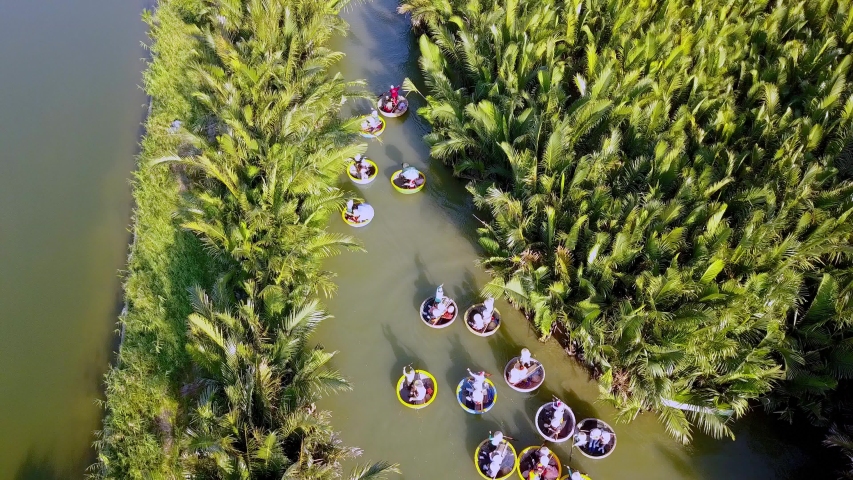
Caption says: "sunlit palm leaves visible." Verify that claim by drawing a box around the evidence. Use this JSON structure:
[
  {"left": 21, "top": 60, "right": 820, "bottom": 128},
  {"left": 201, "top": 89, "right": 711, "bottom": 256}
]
[{"left": 404, "top": 0, "right": 853, "bottom": 444}]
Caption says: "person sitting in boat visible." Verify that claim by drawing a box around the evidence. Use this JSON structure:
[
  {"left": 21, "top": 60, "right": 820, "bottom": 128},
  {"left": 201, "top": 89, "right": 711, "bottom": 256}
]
[
  {"left": 587, "top": 427, "right": 608, "bottom": 454},
  {"left": 351, "top": 154, "right": 371, "bottom": 179},
  {"left": 403, "top": 365, "right": 416, "bottom": 388},
  {"left": 520, "top": 347, "right": 535, "bottom": 367},
  {"left": 468, "top": 385, "right": 486, "bottom": 411},
  {"left": 429, "top": 298, "right": 449, "bottom": 321},
  {"left": 400, "top": 163, "right": 424, "bottom": 188},
  {"left": 409, "top": 379, "right": 427, "bottom": 404},
  {"left": 489, "top": 430, "right": 504, "bottom": 447},
  {"left": 471, "top": 312, "right": 488, "bottom": 332},
  {"left": 381, "top": 94, "right": 395, "bottom": 112},
  {"left": 344, "top": 199, "right": 359, "bottom": 222},
  {"left": 487, "top": 447, "right": 506, "bottom": 477},
  {"left": 361, "top": 109, "right": 382, "bottom": 133},
  {"left": 482, "top": 296, "right": 495, "bottom": 321},
  {"left": 508, "top": 361, "right": 530, "bottom": 385},
  {"left": 548, "top": 407, "right": 566, "bottom": 435}
]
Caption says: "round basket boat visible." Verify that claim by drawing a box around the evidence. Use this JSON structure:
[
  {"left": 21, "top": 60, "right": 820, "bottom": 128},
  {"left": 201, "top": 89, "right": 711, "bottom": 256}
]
[
  {"left": 560, "top": 470, "right": 593, "bottom": 480},
  {"left": 390, "top": 169, "right": 426, "bottom": 194},
  {"left": 377, "top": 96, "right": 409, "bottom": 117},
  {"left": 419, "top": 296, "right": 458, "bottom": 328},
  {"left": 516, "top": 447, "right": 562, "bottom": 480},
  {"left": 574, "top": 418, "right": 616, "bottom": 459},
  {"left": 341, "top": 202, "right": 374, "bottom": 228},
  {"left": 395, "top": 369, "right": 437, "bottom": 410},
  {"left": 535, "top": 401, "right": 577, "bottom": 443},
  {"left": 359, "top": 116, "right": 386, "bottom": 138},
  {"left": 456, "top": 377, "right": 497, "bottom": 414},
  {"left": 474, "top": 438, "right": 517, "bottom": 480},
  {"left": 464, "top": 304, "right": 502, "bottom": 337},
  {"left": 503, "top": 357, "right": 545, "bottom": 393},
  {"left": 346, "top": 158, "right": 378, "bottom": 185}
]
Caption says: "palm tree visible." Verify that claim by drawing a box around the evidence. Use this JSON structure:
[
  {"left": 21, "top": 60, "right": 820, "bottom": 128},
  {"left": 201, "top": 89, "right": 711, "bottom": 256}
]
[{"left": 403, "top": 0, "right": 853, "bottom": 443}]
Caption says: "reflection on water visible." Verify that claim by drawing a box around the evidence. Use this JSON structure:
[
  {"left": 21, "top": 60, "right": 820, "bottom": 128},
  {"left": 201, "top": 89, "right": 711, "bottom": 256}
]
[{"left": 0, "top": 0, "right": 149, "bottom": 477}]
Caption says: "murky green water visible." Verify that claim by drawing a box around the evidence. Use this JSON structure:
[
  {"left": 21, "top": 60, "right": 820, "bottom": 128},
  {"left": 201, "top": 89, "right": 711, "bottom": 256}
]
[
  {"left": 0, "top": 1, "right": 148, "bottom": 478},
  {"left": 316, "top": 1, "right": 816, "bottom": 479}
]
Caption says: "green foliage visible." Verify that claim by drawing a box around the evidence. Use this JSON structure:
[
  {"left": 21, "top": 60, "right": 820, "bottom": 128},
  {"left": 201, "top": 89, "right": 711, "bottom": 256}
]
[
  {"left": 404, "top": 0, "right": 853, "bottom": 445},
  {"left": 93, "top": 0, "right": 398, "bottom": 478}
]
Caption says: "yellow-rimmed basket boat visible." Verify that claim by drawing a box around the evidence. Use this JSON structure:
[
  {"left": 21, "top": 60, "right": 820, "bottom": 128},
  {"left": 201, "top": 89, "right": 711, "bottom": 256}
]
[
  {"left": 456, "top": 377, "right": 497, "bottom": 414},
  {"left": 474, "top": 438, "right": 517, "bottom": 480},
  {"left": 516, "top": 446, "right": 562, "bottom": 480},
  {"left": 347, "top": 158, "right": 378, "bottom": 185},
  {"left": 560, "top": 469, "right": 592, "bottom": 480},
  {"left": 535, "top": 401, "right": 576, "bottom": 443},
  {"left": 574, "top": 418, "right": 617, "bottom": 460},
  {"left": 395, "top": 369, "right": 437, "bottom": 409},
  {"left": 359, "top": 116, "right": 386, "bottom": 138},
  {"left": 419, "top": 296, "right": 458, "bottom": 328},
  {"left": 341, "top": 202, "right": 374, "bottom": 228},
  {"left": 390, "top": 169, "right": 426, "bottom": 194},
  {"left": 464, "top": 304, "right": 501, "bottom": 337},
  {"left": 377, "top": 96, "right": 409, "bottom": 117},
  {"left": 503, "top": 357, "right": 545, "bottom": 393}
]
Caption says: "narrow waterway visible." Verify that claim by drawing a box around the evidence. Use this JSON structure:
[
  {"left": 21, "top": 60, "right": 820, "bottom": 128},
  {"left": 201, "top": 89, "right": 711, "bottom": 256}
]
[
  {"left": 0, "top": 1, "right": 149, "bottom": 478},
  {"left": 316, "top": 1, "right": 817, "bottom": 479}
]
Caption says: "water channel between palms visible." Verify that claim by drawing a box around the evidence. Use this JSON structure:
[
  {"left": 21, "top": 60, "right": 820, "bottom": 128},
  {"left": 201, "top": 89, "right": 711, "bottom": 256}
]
[{"left": 315, "top": 1, "right": 810, "bottom": 478}]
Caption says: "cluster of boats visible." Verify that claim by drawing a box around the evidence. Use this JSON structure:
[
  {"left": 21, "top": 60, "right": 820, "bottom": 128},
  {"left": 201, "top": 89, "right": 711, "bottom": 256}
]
[
  {"left": 399, "top": 285, "right": 617, "bottom": 479},
  {"left": 342, "top": 86, "right": 417, "bottom": 227},
  {"left": 347, "top": 85, "right": 616, "bottom": 480}
]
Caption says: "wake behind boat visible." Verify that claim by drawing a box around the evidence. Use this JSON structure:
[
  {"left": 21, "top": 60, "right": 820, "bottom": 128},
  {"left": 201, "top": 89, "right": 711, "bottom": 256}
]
[
  {"left": 396, "top": 367, "right": 437, "bottom": 409},
  {"left": 517, "top": 446, "right": 561, "bottom": 480},
  {"left": 574, "top": 418, "right": 616, "bottom": 459},
  {"left": 474, "top": 434, "right": 517, "bottom": 480},
  {"left": 535, "top": 399, "right": 576, "bottom": 443}
]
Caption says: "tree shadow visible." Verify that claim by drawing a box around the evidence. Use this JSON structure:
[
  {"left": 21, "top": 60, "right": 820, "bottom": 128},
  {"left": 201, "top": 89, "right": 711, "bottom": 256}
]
[{"left": 13, "top": 450, "right": 72, "bottom": 480}]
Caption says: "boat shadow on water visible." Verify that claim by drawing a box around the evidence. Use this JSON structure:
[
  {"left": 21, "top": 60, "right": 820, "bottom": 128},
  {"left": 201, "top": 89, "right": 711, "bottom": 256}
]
[{"left": 381, "top": 323, "right": 427, "bottom": 387}]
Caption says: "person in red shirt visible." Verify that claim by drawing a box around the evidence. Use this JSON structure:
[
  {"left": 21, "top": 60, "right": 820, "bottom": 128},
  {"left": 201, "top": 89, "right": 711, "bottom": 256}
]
[{"left": 389, "top": 84, "right": 400, "bottom": 106}]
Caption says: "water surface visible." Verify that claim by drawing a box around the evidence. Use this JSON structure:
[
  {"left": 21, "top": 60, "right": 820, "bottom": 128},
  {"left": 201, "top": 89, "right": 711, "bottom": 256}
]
[
  {"left": 317, "top": 1, "right": 815, "bottom": 479},
  {"left": 0, "top": 1, "right": 149, "bottom": 477}
]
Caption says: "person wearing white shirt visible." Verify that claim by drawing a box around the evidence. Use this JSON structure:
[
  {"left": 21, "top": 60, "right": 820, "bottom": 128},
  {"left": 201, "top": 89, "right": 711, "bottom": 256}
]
[
  {"left": 482, "top": 296, "right": 495, "bottom": 320},
  {"left": 470, "top": 386, "right": 485, "bottom": 410},
  {"left": 403, "top": 365, "right": 415, "bottom": 387},
  {"left": 489, "top": 430, "right": 504, "bottom": 447},
  {"left": 508, "top": 362, "right": 529, "bottom": 385},
  {"left": 472, "top": 312, "right": 487, "bottom": 331},
  {"left": 434, "top": 284, "right": 444, "bottom": 303},
  {"left": 520, "top": 347, "right": 534, "bottom": 366},
  {"left": 409, "top": 379, "right": 427, "bottom": 404}
]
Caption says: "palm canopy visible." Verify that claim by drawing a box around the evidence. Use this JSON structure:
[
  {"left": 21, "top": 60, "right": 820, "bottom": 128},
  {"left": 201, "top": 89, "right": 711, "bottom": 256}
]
[{"left": 403, "top": 0, "right": 853, "bottom": 443}]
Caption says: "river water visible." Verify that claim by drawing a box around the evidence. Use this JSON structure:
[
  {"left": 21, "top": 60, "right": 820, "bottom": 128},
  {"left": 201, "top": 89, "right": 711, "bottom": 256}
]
[
  {"left": 0, "top": 1, "right": 148, "bottom": 478},
  {"left": 316, "top": 1, "right": 817, "bottom": 479}
]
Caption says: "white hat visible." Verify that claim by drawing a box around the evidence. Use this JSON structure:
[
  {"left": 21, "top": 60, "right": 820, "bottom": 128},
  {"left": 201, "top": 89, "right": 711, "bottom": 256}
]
[{"left": 571, "top": 473, "right": 582, "bottom": 480}]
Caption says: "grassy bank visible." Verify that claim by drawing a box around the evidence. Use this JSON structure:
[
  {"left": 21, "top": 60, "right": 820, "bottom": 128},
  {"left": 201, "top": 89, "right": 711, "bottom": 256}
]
[
  {"left": 402, "top": 0, "right": 853, "bottom": 462},
  {"left": 93, "top": 1, "right": 394, "bottom": 478}
]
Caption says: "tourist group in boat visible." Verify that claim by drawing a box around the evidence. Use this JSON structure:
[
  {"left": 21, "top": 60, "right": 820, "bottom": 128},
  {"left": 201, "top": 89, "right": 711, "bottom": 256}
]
[{"left": 347, "top": 85, "right": 614, "bottom": 479}]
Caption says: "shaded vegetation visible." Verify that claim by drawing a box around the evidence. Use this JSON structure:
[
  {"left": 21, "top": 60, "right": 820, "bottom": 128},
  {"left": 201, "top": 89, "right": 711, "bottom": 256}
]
[
  {"left": 93, "top": 0, "right": 397, "bottom": 478},
  {"left": 402, "top": 0, "right": 853, "bottom": 459}
]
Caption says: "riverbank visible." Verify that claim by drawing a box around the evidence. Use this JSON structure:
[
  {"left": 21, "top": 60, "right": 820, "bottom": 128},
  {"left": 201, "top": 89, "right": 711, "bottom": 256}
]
[{"left": 93, "top": 1, "right": 394, "bottom": 477}]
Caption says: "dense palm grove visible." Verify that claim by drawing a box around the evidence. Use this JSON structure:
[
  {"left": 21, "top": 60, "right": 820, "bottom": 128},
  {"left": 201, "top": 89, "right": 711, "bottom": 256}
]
[
  {"left": 93, "top": 0, "right": 395, "bottom": 478},
  {"left": 401, "top": 0, "right": 853, "bottom": 460}
]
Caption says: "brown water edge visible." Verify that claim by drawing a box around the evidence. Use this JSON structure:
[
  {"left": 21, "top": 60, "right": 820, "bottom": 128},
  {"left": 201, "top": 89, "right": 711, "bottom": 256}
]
[
  {"left": 0, "top": 0, "right": 150, "bottom": 478},
  {"left": 314, "top": 1, "right": 825, "bottom": 479}
]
